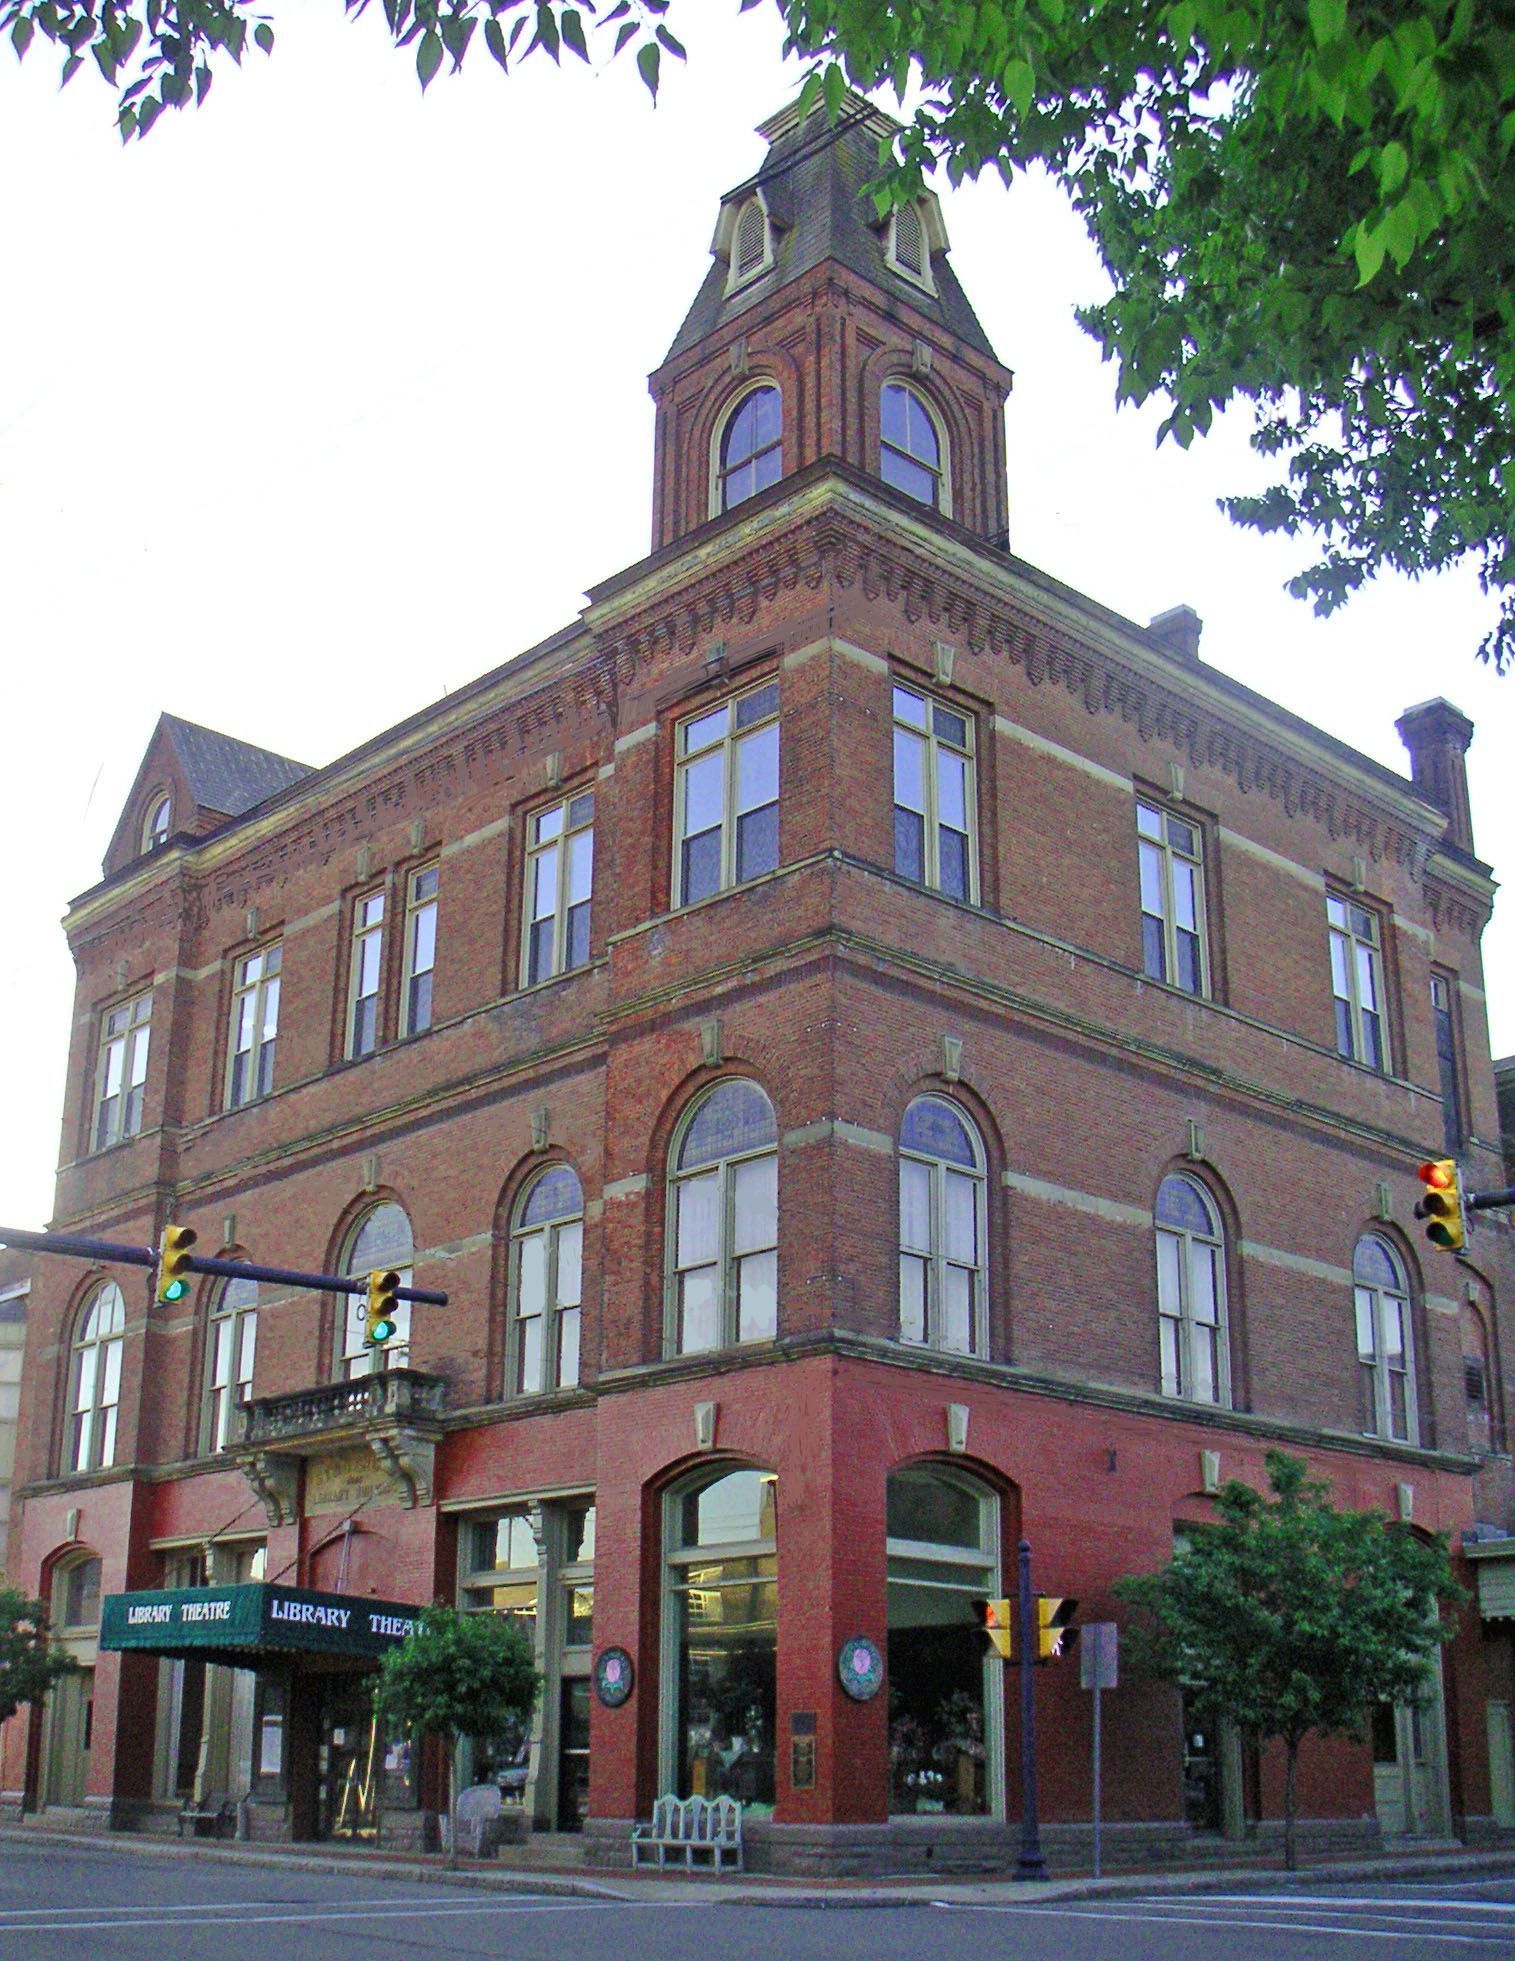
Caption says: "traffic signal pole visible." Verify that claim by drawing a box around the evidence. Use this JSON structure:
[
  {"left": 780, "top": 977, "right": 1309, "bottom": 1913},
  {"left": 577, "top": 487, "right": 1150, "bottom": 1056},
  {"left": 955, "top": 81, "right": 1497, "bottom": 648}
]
[{"left": 1014, "top": 1536, "right": 1048, "bottom": 1882}]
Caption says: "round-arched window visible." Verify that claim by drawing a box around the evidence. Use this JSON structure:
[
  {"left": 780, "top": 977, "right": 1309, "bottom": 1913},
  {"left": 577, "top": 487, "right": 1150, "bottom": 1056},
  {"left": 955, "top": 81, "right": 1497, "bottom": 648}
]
[
  {"left": 142, "top": 795, "right": 171, "bottom": 853},
  {"left": 1353, "top": 1234, "right": 1415, "bottom": 1442},
  {"left": 339, "top": 1202, "right": 414, "bottom": 1378},
  {"left": 670, "top": 1080, "right": 777, "bottom": 1354},
  {"left": 69, "top": 1282, "right": 125, "bottom": 1473},
  {"left": 511, "top": 1164, "right": 584, "bottom": 1395},
  {"left": 1154, "top": 1175, "right": 1229, "bottom": 1405},
  {"left": 717, "top": 386, "right": 782, "bottom": 512},
  {"left": 899, "top": 1096, "right": 986, "bottom": 1355},
  {"left": 880, "top": 382, "right": 944, "bottom": 509}
]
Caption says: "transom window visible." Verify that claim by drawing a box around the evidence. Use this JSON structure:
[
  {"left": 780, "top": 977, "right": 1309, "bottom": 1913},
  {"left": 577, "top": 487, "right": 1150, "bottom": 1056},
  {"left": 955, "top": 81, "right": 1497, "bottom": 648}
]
[
  {"left": 59, "top": 1555, "right": 103, "bottom": 1629},
  {"left": 401, "top": 865, "right": 439, "bottom": 1037},
  {"left": 880, "top": 382, "right": 944, "bottom": 509},
  {"left": 70, "top": 1282, "right": 125, "bottom": 1474},
  {"left": 524, "top": 792, "right": 594, "bottom": 986},
  {"left": 339, "top": 1202, "right": 413, "bottom": 1377},
  {"left": 203, "top": 1277, "right": 257, "bottom": 1453},
  {"left": 511, "top": 1164, "right": 584, "bottom": 1395},
  {"left": 675, "top": 682, "right": 779, "bottom": 906},
  {"left": 1137, "top": 801, "right": 1208, "bottom": 995},
  {"left": 1328, "top": 896, "right": 1388, "bottom": 1071},
  {"left": 670, "top": 1080, "right": 778, "bottom": 1354},
  {"left": 717, "top": 386, "right": 783, "bottom": 512},
  {"left": 892, "top": 684, "right": 975, "bottom": 901},
  {"left": 226, "top": 943, "right": 281, "bottom": 1108},
  {"left": 347, "top": 889, "right": 385, "bottom": 1059},
  {"left": 1354, "top": 1234, "right": 1416, "bottom": 1443},
  {"left": 94, "top": 993, "right": 151, "bottom": 1151},
  {"left": 1155, "top": 1175, "right": 1229, "bottom": 1404},
  {"left": 898, "top": 1096, "right": 986, "bottom": 1356}
]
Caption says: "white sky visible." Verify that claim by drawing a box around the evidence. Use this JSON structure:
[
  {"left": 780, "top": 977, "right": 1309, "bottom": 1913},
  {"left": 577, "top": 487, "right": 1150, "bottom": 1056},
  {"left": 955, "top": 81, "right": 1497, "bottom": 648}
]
[{"left": 1, "top": 7, "right": 1509, "bottom": 1236}]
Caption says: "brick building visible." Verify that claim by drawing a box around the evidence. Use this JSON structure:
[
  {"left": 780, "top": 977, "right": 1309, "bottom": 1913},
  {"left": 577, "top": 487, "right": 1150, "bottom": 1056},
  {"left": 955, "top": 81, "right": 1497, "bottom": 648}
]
[{"left": 4, "top": 94, "right": 1513, "bottom": 1867}]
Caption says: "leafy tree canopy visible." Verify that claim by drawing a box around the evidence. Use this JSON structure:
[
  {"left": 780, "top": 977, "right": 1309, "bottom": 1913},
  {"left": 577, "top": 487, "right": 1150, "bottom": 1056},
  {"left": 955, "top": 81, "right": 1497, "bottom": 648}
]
[
  {"left": 0, "top": 1584, "right": 77, "bottom": 1727},
  {"left": 1116, "top": 1449, "right": 1463, "bottom": 1867},
  {"left": 372, "top": 1601, "right": 539, "bottom": 1747},
  {"left": 6, "top": 0, "right": 1513, "bottom": 668}
]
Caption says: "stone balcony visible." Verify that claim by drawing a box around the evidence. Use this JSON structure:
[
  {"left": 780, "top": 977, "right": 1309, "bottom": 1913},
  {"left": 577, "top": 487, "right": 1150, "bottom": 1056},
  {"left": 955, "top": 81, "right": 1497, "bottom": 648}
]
[
  {"left": 237, "top": 1367, "right": 448, "bottom": 1447},
  {"left": 231, "top": 1368, "right": 448, "bottom": 1526}
]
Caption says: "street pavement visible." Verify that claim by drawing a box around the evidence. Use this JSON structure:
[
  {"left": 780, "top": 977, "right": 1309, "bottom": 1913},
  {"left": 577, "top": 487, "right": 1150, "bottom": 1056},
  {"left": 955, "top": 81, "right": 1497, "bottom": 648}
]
[{"left": 2, "top": 1835, "right": 1514, "bottom": 1959}]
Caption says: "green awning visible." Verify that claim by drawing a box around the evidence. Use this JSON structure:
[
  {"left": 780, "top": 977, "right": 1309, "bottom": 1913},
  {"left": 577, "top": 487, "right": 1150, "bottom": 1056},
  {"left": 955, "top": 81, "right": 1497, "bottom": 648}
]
[{"left": 100, "top": 1583, "right": 423, "bottom": 1667}]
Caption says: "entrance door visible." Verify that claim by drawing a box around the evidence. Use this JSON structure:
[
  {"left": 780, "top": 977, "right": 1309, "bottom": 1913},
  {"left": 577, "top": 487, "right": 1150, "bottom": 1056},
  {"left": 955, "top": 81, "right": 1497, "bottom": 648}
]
[
  {"left": 1373, "top": 1694, "right": 1446, "bottom": 1838},
  {"left": 1488, "top": 1700, "right": 1515, "bottom": 1829},
  {"left": 556, "top": 1679, "right": 590, "bottom": 1831},
  {"left": 318, "top": 1679, "right": 380, "bottom": 1840},
  {"left": 45, "top": 1668, "right": 93, "bottom": 1807}
]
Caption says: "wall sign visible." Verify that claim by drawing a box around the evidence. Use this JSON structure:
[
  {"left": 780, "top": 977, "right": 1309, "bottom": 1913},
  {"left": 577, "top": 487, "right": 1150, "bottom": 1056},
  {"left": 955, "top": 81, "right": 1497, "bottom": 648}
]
[
  {"left": 837, "top": 1636, "right": 884, "bottom": 1700},
  {"left": 594, "top": 1646, "right": 635, "bottom": 1707}
]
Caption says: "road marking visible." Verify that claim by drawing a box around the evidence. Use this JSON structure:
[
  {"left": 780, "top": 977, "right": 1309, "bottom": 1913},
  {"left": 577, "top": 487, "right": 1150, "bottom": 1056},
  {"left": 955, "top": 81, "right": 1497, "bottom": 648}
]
[
  {"left": 0, "top": 1894, "right": 497, "bottom": 1918},
  {"left": 932, "top": 1901, "right": 1515, "bottom": 1947},
  {"left": 0, "top": 1899, "right": 660, "bottom": 1934},
  {"left": 1141, "top": 1894, "right": 1515, "bottom": 1915}
]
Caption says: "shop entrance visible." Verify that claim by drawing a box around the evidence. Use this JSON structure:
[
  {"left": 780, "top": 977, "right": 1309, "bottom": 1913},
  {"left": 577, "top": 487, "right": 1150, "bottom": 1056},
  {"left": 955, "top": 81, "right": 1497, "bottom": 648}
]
[
  {"left": 557, "top": 1679, "right": 590, "bottom": 1830},
  {"left": 318, "top": 1677, "right": 380, "bottom": 1840},
  {"left": 45, "top": 1668, "right": 93, "bottom": 1807}
]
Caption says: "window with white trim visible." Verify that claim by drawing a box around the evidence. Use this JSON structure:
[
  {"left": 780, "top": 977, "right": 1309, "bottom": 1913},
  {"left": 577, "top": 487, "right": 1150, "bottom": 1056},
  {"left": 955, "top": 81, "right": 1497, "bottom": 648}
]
[
  {"left": 1328, "top": 895, "right": 1388, "bottom": 1070},
  {"left": 885, "top": 201, "right": 934, "bottom": 292},
  {"left": 1354, "top": 1234, "right": 1416, "bottom": 1443},
  {"left": 226, "top": 943, "right": 281, "bottom": 1108},
  {"left": 69, "top": 1282, "right": 125, "bottom": 1473},
  {"left": 523, "top": 793, "right": 594, "bottom": 986},
  {"left": 898, "top": 1096, "right": 986, "bottom": 1356},
  {"left": 674, "top": 681, "right": 779, "bottom": 905},
  {"left": 401, "top": 864, "right": 439, "bottom": 1037},
  {"left": 339, "top": 1202, "right": 413, "bottom": 1378},
  {"left": 669, "top": 1080, "right": 778, "bottom": 1354},
  {"left": 1137, "top": 801, "right": 1208, "bottom": 996},
  {"left": 142, "top": 795, "right": 171, "bottom": 852},
  {"left": 716, "top": 385, "right": 782, "bottom": 513},
  {"left": 880, "top": 382, "right": 945, "bottom": 510},
  {"left": 510, "top": 1164, "right": 584, "bottom": 1395},
  {"left": 203, "top": 1277, "right": 257, "bottom": 1453},
  {"left": 892, "top": 683, "right": 975, "bottom": 901},
  {"left": 346, "top": 889, "right": 385, "bottom": 1059},
  {"left": 1155, "top": 1174, "right": 1229, "bottom": 1404},
  {"left": 94, "top": 993, "right": 151, "bottom": 1151},
  {"left": 726, "top": 194, "right": 772, "bottom": 292}
]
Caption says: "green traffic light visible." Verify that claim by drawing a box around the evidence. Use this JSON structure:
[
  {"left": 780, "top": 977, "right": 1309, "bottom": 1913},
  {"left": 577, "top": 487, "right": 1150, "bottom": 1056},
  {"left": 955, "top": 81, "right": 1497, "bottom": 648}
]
[
  {"left": 162, "top": 1278, "right": 190, "bottom": 1302},
  {"left": 371, "top": 1316, "right": 397, "bottom": 1343}
]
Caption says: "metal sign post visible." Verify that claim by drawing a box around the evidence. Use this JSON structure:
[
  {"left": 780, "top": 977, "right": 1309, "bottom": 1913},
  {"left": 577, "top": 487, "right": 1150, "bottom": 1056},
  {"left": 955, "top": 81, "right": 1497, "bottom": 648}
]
[
  {"left": 1013, "top": 1538, "right": 1047, "bottom": 1882},
  {"left": 1079, "top": 1622, "right": 1119, "bottom": 1879}
]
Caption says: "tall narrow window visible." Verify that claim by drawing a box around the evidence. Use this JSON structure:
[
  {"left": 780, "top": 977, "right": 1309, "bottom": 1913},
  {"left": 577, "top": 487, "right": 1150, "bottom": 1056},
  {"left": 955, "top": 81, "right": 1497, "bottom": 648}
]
[
  {"left": 524, "top": 793, "right": 594, "bottom": 986},
  {"left": 511, "top": 1164, "right": 584, "bottom": 1395},
  {"left": 339, "top": 1202, "right": 413, "bottom": 1378},
  {"left": 880, "top": 382, "right": 945, "bottom": 510},
  {"left": 69, "top": 1282, "right": 125, "bottom": 1473},
  {"left": 898, "top": 1096, "right": 986, "bottom": 1356},
  {"left": 142, "top": 796, "right": 171, "bottom": 852},
  {"left": 347, "top": 890, "right": 385, "bottom": 1058},
  {"left": 203, "top": 1278, "right": 257, "bottom": 1453},
  {"left": 401, "top": 865, "right": 439, "bottom": 1037},
  {"left": 226, "top": 943, "right": 281, "bottom": 1108},
  {"left": 1328, "top": 896, "right": 1388, "bottom": 1071},
  {"left": 886, "top": 202, "right": 932, "bottom": 289},
  {"left": 1137, "top": 801, "right": 1208, "bottom": 995},
  {"left": 892, "top": 683, "right": 975, "bottom": 901},
  {"left": 94, "top": 993, "right": 151, "bottom": 1151},
  {"left": 670, "top": 1080, "right": 778, "bottom": 1354},
  {"left": 1431, "top": 971, "right": 1464, "bottom": 1155},
  {"left": 674, "top": 682, "right": 779, "bottom": 906},
  {"left": 728, "top": 196, "right": 771, "bottom": 288},
  {"left": 716, "top": 386, "right": 782, "bottom": 512},
  {"left": 1155, "top": 1175, "right": 1229, "bottom": 1404},
  {"left": 1354, "top": 1234, "right": 1416, "bottom": 1443}
]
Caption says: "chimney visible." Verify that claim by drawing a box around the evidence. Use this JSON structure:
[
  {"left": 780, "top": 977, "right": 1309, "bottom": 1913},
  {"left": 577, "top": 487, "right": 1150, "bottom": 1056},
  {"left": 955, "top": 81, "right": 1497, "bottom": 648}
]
[
  {"left": 1148, "top": 605, "right": 1203, "bottom": 663},
  {"left": 1396, "top": 698, "right": 1476, "bottom": 855}
]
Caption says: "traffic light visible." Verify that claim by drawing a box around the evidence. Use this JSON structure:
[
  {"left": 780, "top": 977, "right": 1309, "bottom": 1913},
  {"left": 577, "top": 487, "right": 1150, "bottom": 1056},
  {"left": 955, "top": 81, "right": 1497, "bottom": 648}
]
[
  {"left": 973, "top": 1597, "right": 1013, "bottom": 1660},
  {"left": 155, "top": 1223, "right": 198, "bottom": 1305},
  {"left": 1036, "top": 1595, "right": 1078, "bottom": 1660},
  {"left": 364, "top": 1269, "right": 401, "bottom": 1347},
  {"left": 1415, "top": 1159, "right": 1466, "bottom": 1252}
]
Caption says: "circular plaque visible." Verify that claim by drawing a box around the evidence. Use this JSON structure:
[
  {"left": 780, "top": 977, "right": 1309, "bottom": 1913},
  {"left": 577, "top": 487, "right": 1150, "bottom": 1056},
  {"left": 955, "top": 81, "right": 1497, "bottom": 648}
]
[
  {"left": 837, "top": 1636, "right": 884, "bottom": 1701},
  {"left": 594, "top": 1645, "right": 635, "bottom": 1708}
]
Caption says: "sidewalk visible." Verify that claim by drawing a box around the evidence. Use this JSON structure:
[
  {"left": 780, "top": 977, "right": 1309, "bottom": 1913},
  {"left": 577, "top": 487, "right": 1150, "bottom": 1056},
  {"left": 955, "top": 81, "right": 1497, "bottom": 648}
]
[{"left": 4, "top": 1821, "right": 1512, "bottom": 1908}]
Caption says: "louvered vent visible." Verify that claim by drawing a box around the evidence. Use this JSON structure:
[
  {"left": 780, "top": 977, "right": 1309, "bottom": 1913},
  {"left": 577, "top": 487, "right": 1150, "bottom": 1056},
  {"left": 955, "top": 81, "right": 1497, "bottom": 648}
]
[
  {"left": 734, "top": 199, "right": 768, "bottom": 281},
  {"left": 892, "top": 203, "right": 926, "bottom": 279}
]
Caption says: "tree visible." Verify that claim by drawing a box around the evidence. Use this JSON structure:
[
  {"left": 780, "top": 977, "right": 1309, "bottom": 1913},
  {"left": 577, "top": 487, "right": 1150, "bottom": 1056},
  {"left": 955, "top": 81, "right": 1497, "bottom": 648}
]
[
  {"left": 6, "top": 2, "right": 1513, "bottom": 668},
  {"left": 0, "top": 1585, "right": 77, "bottom": 1727},
  {"left": 371, "top": 1603, "right": 539, "bottom": 1860},
  {"left": 1116, "top": 1450, "right": 1463, "bottom": 1870}
]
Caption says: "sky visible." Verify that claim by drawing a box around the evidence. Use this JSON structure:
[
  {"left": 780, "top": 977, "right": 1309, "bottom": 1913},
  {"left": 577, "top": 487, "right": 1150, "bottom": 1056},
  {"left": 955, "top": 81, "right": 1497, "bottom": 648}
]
[{"left": 1, "top": 6, "right": 1510, "bottom": 1236}]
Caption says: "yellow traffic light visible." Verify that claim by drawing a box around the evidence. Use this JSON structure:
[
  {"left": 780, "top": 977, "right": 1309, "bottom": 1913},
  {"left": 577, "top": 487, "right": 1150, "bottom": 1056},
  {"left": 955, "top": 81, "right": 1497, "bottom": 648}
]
[
  {"left": 1416, "top": 1159, "right": 1466, "bottom": 1252},
  {"left": 974, "top": 1597, "right": 1013, "bottom": 1661},
  {"left": 156, "top": 1223, "right": 198, "bottom": 1305},
  {"left": 1036, "top": 1595, "right": 1078, "bottom": 1660},
  {"left": 365, "top": 1269, "right": 401, "bottom": 1347}
]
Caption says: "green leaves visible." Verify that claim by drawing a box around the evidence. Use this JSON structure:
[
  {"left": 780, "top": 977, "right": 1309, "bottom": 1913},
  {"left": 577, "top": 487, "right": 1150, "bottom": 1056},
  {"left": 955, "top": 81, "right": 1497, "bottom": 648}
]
[{"left": 0, "top": 1586, "right": 78, "bottom": 1728}]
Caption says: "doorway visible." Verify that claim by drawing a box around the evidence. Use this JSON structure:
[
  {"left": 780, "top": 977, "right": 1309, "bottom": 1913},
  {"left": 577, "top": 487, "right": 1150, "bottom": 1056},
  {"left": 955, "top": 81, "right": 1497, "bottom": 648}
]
[
  {"left": 45, "top": 1668, "right": 93, "bottom": 1807},
  {"left": 318, "top": 1678, "right": 380, "bottom": 1840},
  {"left": 1373, "top": 1688, "right": 1448, "bottom": 1838},
  {"left": 557, "top": 1679, "right": 590, "bottom": 1830}
]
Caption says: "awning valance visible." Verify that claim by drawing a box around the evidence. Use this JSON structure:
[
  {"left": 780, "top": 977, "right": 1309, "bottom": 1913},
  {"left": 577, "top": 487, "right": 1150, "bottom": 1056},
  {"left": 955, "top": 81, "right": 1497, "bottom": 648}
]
[{"left": 100, "top": 1583, "right": 423, "bottom": 1667}]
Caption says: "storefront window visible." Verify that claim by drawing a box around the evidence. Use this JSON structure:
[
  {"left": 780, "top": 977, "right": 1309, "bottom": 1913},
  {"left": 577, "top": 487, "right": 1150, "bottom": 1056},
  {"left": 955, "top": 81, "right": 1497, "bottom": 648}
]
[
  {"left": 886, "top": 1466, "right": 1000, "bottom": 1816},
  {"left": 665, "top": 1468, "right": 777, "bottom": 1812}
]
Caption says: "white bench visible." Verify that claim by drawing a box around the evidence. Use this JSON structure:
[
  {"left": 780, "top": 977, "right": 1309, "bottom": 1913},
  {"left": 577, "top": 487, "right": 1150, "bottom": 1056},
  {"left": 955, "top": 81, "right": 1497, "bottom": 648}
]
[{"left": 631, "top": 1793, "right": 743, "bottom": 1871}]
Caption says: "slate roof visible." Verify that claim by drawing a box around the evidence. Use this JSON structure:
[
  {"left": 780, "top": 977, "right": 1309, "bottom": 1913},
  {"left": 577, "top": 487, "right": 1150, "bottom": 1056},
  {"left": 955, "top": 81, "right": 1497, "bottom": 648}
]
[
  {"left": 161, "top": 713, "right": 313, "bottom": 818},
  {"left": 664, "top": 97, "right": 1000, "bottom": 364}
]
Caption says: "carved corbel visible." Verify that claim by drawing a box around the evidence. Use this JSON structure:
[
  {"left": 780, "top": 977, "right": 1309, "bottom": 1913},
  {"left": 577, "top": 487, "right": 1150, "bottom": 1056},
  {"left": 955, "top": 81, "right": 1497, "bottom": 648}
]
[
  {"left": 368, "top": 1429, "right": 436, "bottom": 1509},
  {"left": 239, "top": 1451, "right": 299, "bottom": 1529}
]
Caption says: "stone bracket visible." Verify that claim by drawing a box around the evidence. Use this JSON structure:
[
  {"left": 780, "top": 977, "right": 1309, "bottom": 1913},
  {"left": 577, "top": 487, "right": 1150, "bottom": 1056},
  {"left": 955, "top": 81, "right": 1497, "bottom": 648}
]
[{"left": 368, "top": 1427, "right": 437, "bottom": 1509}]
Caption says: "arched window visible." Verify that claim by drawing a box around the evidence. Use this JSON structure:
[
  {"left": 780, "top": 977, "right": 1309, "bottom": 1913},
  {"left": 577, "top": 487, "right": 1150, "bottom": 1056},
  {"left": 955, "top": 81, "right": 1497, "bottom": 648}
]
[
  {"left": 1155, "top": 1175, "right": 1229, "bottom": 1405},
  {"left": 728, "top": 195, "right": 772, "bottom": 289},
  {"left": 69, "top": 1282, "right": 125, "bottom": 1473},
  {"left": 142, "top": 795, "right": 171, "bottom": 853},
  {"left": 203, "top": 1277, "right": 258, "bottom": 1453},
  {"left": 669, "top": 1080, "right": 777, "bottom": 1354},
  {"left": 511, "top": 1164, "right": 584, "bottom": 1395},
  {"left": 899, "top": 1096, "right": 986, "bottom": 1355},
  {"left": 339, "top": 1202, "right": 413, "bottom": 1378},
  {"left": 880, "top": 382, "right": 945, "bottom": 510},
  {"left": 716, "top": 385, "right": 782, "bottom": 513},
  {"left": 57, "top": 1553, "right": 103, "bottom": 1630},
  {"left": 664, "top": 1468, "right": 777, "bottom": 1806},
  {"left": 1354, "top": 1235, "right": 1415, "bottom": 1442},
  {"left": 886, "top": 1466, "right": 999, "bottom": 1816}
]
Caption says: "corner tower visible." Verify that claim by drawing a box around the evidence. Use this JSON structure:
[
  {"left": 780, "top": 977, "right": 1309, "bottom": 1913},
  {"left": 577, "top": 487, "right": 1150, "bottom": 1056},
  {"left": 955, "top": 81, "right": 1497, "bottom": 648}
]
[{"left": 648, "top": 93, "right": 1015, "bottom": 552}]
